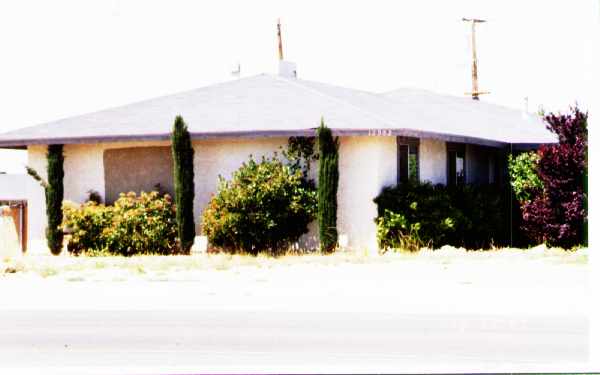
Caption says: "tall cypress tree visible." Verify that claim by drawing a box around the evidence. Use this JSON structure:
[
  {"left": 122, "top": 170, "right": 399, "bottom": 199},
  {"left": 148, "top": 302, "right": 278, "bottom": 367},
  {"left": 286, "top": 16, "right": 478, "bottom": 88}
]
[
  {"left": 317, "top": 119, "right": 339, "bottom": 252},
  {"left": 46, "top": 144, "right": 64, "bottom": 255},
  {"left": 171, "top": 115, "right": 196, "bottom": 253}
]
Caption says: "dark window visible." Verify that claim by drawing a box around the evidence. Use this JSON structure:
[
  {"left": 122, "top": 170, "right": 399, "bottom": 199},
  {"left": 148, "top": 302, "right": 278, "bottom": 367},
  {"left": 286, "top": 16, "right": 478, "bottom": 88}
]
[
  {"left": 488, "top": 154, "right": 496, "bottom": 184},
  {"left": 397, "top": 137, "right": 419, "bottom": 184},
  {"left": 447, "top": 142, "right": 466, "bottom": 186}
]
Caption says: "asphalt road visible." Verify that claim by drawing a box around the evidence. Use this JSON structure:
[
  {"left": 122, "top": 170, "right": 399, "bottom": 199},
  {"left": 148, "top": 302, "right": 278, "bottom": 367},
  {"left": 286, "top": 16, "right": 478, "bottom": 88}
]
[
  {"left": 0, "top": 308, "right": 589, "bottom": 374},
  {"left": 0, "top": 280, "right": 590, "bottom": 374}
]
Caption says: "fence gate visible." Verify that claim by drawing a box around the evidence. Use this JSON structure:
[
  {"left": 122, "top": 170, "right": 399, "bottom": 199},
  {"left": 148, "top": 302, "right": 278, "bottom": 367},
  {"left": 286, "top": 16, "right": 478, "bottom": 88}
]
[{"left": 0, "top": 200, "right": 27, "bottom": 253}]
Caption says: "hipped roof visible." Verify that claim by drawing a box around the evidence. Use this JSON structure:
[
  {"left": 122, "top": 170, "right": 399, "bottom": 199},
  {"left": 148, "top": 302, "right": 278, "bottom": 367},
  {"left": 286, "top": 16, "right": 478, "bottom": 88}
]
[{"left": 0, "top": 74, "right": 557, "bottom": 149}]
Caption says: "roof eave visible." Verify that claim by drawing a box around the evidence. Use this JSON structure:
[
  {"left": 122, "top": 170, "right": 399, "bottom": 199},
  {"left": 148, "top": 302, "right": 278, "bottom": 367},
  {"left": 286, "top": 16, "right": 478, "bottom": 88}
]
[{"left": 0, "top": 128, "right": 557, "bottom": 149}]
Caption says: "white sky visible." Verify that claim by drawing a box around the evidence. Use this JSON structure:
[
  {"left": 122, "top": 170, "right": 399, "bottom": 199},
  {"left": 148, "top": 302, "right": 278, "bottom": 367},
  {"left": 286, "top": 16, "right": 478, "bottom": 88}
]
[{"left": 0, "top": 0, "right": 598, "bottom": 173}]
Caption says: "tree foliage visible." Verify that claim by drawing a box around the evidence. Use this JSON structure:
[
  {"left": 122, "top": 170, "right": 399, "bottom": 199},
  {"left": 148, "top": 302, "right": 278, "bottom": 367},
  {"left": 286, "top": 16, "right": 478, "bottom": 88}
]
[
  {"left": 508, "top": 151, "right": 543, "bottom": 203},
  {"left": 26, "top": 166, "right": 48, "bottom": 189},
  {"left": 316, "top": 119, "right": 339, "bottom": 252},
  {"left": 171, "top": 115, "right": 196, "bottom": 253},
  {"left": 520, "top": 107, "right": 588, "bottom": 248},
  {"left": 286, "top": 136, "right": 317, "bottom": 178}
]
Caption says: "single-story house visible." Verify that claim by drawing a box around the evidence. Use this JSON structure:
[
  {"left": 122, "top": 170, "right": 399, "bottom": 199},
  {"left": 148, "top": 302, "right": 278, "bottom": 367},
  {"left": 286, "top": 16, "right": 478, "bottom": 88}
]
[{"left": 0, "top": 64, "right": 556, "bottom": 253}]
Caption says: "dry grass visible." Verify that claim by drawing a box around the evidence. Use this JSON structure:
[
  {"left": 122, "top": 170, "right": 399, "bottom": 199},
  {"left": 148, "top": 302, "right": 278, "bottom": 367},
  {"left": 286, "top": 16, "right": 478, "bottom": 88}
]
[{"left": 1, "top": 244, "right": 587, "bottom": 282}]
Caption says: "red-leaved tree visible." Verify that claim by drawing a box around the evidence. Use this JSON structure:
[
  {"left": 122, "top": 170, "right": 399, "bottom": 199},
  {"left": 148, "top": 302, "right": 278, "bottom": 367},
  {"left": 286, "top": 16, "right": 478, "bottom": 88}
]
[{"left": 521, "top": 107, "right": 588, "bottom": 248}]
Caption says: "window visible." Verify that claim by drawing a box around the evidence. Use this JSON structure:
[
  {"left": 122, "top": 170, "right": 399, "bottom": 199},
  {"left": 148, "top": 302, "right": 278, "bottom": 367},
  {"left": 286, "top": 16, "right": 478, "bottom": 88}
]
[
  {"left": 447, "top": 142, "right": 466, "bottom": 186},
  {"left": 488, "top": 154, "right": 496, "bottom": 184},
  {"left": 397, "top": 137, "right": 419, "bottom": 184}
]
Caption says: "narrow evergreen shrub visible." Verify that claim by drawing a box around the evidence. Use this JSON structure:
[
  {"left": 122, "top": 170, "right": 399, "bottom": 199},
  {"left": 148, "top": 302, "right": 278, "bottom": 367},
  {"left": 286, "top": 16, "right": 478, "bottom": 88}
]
[
  {"left": 46, "top": 144, "right": 64, "bottom": 255},
  {"left": 316, "top": 120, "right": 339, "bottom": 252},
  {"left": 201, "top": 154, "right": 317, "bottom": 255},
  {"left": 171, "top": 116, "right": 196, "bottom": 253}
]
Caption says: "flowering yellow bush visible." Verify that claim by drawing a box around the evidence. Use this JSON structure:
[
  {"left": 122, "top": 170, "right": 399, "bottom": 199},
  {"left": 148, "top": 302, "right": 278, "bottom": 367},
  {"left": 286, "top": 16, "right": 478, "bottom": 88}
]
[{"left": 62, "top": 191, "right": 179, "bottom": 256}]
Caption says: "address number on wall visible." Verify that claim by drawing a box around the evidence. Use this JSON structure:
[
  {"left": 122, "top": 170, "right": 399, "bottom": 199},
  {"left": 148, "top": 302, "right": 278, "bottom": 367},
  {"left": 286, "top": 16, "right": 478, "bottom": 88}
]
[{"left": 367, "top": 129, "right": 393, "bottom": 136}]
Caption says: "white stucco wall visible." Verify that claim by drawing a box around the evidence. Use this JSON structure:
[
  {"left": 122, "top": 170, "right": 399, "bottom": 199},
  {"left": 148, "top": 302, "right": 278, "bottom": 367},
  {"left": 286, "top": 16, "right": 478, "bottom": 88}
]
[
  {"left": 337, "top": 136, "right": 397, "bottom": 251},
  {"left": 26, "top": 135, "right": 451, "bottom": 254},
  {"left": 27, "top": 141, "right": 174, "bottom": 252},
  {"left": 61, "top": 141, "right": 175, "bottom": 206},
  {"left": 192, "top": 137, "right": 288, "bottom": 231},
  {"left": 27, "top": 138, "right": 320, "bottom": 253},
  {"left": 63, "top": 144, "right": 109, "bottom": 203},
  {"left": 27, "top": 145, "right": 48, "bottom": 253},
  {"left": 419, "top": 138, "right": 446, "bottom": 185}
]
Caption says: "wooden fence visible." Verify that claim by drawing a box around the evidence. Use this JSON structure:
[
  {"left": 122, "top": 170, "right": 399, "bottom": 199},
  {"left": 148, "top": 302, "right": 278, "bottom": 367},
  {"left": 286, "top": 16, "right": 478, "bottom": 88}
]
[{"left": 0, "top": 200, "right": 28, "bottom": 253}]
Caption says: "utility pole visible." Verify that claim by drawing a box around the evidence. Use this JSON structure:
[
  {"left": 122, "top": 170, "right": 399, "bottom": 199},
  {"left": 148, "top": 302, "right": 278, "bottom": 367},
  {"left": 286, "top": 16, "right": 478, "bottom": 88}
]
[
  {"left": 462, "top": 18, "right": 489, "bottom": 100},
  {"left": 277, "top": 18, "right": 284, "bottom": 60}
]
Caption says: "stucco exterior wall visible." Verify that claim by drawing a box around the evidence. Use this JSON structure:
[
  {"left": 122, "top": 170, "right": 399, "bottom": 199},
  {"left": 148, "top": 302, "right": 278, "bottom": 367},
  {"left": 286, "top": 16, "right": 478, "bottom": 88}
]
[
  {"left": 63, "top": 144, "right": 106, "bottom": 203},
  {"left": 62, "top": 141, "right": 174, "bottom": 204},
  {"left": 26, "top": 145, "right": 48, "bottom": 253},
  {"left": 27, "top": 141, "right": 173, "bottom": 252},
  {"left": 192, "top": 137, "right": 288, "bottom": 231},
  {"left": 419, "top": 138, "right": 446, "bottom": 185},
  {"left": 27, "top": 138, "right": 320, "bottom": 253},
  {"left": 25, "top": 135, "right": 465, "bottom": 254},
  {"left": 337, "top": 136, "right": 397, "bottom": 251},
  {"left": 103, "top": 146, "right": 174, "bottom": 203}
]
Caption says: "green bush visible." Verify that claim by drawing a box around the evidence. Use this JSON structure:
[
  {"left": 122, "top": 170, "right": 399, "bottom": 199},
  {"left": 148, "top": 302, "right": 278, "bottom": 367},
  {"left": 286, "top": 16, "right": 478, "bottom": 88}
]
[
  {"left": 201, "top": 154, "right": 317, "bottom": 255},
  {"left": 374, "top": 181, "right": 511, "bottom": 250},
  {"left": 508, "top": 151, "right": 543, "bottom": 203},
  {"left": 104, "top": 191, "right": 178, "bottom": 256},
  {"left": 63, "top": 201, "right": 113, "bottom": 255},
  {"left": 62, "top": 191, "right": 179, "bottom": 256},
  {"left": 376, "top": 209, "right": 428, "bottom": 252}
]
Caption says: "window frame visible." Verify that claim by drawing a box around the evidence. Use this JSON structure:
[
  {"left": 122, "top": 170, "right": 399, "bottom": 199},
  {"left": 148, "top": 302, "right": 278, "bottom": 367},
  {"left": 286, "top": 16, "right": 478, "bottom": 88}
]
[
  {"left": 397, "top": 136, "right": 420, "bottom": 184},
  {"left": 446, "top": 142, "right": 466, "bottom": 186}
]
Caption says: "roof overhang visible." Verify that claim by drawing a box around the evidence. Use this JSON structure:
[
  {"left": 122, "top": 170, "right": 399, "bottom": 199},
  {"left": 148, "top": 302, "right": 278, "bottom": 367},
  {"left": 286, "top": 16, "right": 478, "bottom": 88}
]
[{"left": 0, "top": 127, "right": 557, "bottom": 150}]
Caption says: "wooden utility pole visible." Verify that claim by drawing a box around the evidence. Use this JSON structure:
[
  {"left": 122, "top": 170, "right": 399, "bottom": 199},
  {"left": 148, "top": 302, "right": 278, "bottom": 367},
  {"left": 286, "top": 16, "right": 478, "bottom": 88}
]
[
  {"left": 277, "top": 18, "right": 284, "bottom": 60},
  {"left": 462, "top": 18, "right": 489, "bottom": 100}
]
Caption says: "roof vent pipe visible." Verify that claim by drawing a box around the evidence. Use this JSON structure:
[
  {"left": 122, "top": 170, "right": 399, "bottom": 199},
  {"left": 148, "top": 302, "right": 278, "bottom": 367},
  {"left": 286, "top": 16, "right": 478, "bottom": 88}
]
[
  {"left": 277, "top": 18, "right": 297, "bottom": 79},
  {"left": 279, "top": 60, "right": 297, "bottom": 79}
]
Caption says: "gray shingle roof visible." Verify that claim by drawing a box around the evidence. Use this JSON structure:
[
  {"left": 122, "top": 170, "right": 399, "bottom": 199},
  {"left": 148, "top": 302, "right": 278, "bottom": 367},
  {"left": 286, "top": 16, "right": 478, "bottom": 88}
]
[{"left": 0, "top": 74, "right": 556, "bottom": 148}]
